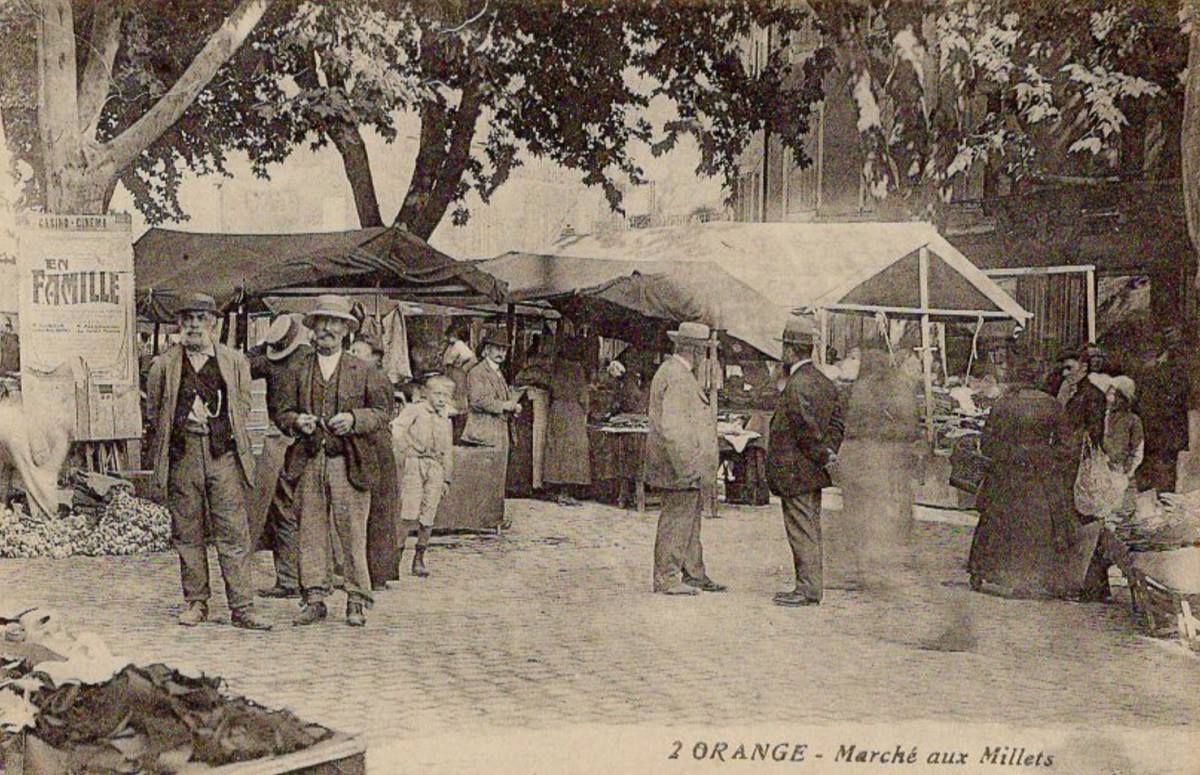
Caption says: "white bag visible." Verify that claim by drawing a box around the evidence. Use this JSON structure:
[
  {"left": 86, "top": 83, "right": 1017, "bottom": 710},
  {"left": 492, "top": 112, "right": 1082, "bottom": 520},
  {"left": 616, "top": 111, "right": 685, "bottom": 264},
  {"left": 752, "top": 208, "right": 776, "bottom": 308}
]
[{"left": 1074, "top": 439, "right": 1128, "bottom": 519}]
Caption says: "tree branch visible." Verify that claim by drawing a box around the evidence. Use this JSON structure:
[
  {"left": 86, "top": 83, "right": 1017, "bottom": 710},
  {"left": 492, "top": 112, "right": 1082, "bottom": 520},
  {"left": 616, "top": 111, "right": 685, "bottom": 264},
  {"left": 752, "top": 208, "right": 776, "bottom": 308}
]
[
  {"left": 37, "top": 0, "right": 82, "bottom": 206},
  {"left": 101, "top": 0, "right": 271, "bottom": 175},
  {"left": 77, "top": 0, "right": 124, "bottom": 140},
  {"left": 330, "top": 122, "right": 383, "bottom": 227}
]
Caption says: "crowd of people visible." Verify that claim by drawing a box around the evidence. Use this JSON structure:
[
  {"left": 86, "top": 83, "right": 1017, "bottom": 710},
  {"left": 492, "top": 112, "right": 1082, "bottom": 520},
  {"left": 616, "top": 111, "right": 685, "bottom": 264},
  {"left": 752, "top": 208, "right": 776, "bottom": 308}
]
[
  {"left": 141, "top": 288, "right": 1195, "bottom": 629},
  {"left": 967, "top": 335, "right": 1197, "bottom": 602}
]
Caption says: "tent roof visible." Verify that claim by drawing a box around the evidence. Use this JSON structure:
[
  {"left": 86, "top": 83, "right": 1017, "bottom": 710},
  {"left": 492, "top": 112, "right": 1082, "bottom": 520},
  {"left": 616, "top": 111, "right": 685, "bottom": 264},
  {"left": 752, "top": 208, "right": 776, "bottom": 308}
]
[
  {"left": 547, "top": 220, "right": 1029, "bottom": 321},
  {"left": 134, "top": 226, "right": 506, "bottom": 321},
  {"left": 478, "top": 252, "right": 792, "bottom": 359}
]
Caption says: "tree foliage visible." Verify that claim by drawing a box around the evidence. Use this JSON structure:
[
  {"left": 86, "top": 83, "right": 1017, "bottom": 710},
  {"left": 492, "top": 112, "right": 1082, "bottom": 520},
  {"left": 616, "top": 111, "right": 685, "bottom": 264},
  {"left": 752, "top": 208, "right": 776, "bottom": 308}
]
[
  {"left": 2, "top": 0, "right": 825, "bottom": 236},
  {"left": 807, "top": 0, "right": 1186, "bottom": 212}
]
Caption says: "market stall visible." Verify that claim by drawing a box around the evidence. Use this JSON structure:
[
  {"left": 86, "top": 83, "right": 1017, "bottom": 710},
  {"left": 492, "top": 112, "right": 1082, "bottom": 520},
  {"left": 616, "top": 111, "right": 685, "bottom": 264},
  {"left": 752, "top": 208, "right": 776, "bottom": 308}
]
[
  {"left": 133, "top": 226, "right": 513, "bottom": 531},
  {"left": 477, "top": 252, "right": 792, "bottom": 510}
]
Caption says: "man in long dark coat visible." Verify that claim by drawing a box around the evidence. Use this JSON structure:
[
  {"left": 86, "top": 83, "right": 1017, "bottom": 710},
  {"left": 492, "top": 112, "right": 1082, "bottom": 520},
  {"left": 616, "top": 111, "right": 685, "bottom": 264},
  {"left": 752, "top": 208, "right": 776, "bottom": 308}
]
[{"left": 766, "top": 317, "right": 844, "bottom": 607}]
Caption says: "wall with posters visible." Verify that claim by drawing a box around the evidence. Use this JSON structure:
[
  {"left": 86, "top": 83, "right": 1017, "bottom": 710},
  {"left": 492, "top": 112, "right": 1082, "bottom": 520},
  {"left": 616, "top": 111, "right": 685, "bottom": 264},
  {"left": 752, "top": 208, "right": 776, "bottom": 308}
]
[{"left": 16, "top": 213, "right": 141, "bottom": 441}]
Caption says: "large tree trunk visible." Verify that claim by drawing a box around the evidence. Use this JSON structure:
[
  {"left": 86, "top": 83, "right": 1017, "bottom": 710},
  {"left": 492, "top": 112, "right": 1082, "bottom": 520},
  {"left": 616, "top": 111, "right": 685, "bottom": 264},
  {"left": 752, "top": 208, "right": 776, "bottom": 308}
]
[
  {"left": 36, "top": 0, "right": 271, "bottom": 215},
  {"left": 330, "top": 122, "right": 383, "bottom": 228},
  {"left": 393, "top": 79, "right": 484, "bottom": 240},
  {"left": 1184, "top": 0, "right": 1200, "bottom": 286}
]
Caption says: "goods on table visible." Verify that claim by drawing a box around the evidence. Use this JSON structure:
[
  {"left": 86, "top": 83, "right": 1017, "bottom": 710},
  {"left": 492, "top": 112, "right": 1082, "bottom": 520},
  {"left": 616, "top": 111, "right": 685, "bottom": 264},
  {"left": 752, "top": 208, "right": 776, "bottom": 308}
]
[
  {"left": 601, "top": 414, "right": 648, "bottom": 431},
  {"left": 1, "top": 610, "right": 331, "bottom": 772},
  {"left": 1115, "top": 489, "right": 1200, "bottom": 552},
  {"left": 931, "top": 385, "right": 989, "bottom": 455},
  {"left": 0, "top": 490, "right": 171, "bottom": 559}
]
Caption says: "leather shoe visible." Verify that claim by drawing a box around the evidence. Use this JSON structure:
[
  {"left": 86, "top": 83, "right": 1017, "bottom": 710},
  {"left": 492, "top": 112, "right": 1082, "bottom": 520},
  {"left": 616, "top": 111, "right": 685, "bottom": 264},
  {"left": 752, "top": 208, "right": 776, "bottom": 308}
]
[
  {"left": 231, "top": 609, "right": 273, "bottom": 631},
  {"left": 370, "top": 583, "right": 388, "bottom": 592},
  {"left": 346, "top": 601, "right": 366, "bottom": 627},
  {"left": 773, "top": 591, "right": 819, "bottom": 607},
  {"left": 657, "top": 583, "right": 699, "bottom": 596},
  {"left": 292, "top": 602, "right": 328, "bottom": 626},
  {"left": 258, "top": 584, "right": 300, "bottom": 599},
  {"left": 685, "top": 577, "right": 727, "bottom": 593},
  {"left": 177, "top": 602, "right": 208, "bottom": 627}
]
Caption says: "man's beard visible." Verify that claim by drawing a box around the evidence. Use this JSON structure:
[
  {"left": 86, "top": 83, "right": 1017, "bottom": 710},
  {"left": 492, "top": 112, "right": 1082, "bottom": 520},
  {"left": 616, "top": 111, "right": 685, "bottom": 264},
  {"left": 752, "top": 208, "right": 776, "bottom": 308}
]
[{"left": 183, "top": 332, "right": 209, "bottom": 352}]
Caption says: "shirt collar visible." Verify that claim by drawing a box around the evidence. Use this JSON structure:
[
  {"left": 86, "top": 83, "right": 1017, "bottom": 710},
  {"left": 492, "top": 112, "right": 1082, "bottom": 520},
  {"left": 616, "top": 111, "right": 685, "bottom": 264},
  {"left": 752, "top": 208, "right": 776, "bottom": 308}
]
[
  {"left": 790, "top": 359, "right": 812, "bottom": 375},
  {"left": 485, "top": 358, "right": 502, "bottom": 372}
]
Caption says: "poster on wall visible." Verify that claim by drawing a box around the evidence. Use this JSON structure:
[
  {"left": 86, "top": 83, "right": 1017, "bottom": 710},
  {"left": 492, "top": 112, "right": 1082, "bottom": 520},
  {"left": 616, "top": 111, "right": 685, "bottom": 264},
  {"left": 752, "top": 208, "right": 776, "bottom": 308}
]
[{"left": 16, "top": 212, "right": 141, "bottom": 441}]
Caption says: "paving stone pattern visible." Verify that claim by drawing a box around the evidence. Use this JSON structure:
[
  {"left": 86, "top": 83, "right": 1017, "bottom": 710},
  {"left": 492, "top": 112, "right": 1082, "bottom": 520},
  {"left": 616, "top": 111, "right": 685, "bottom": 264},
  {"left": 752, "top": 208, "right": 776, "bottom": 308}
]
[{"left": 2, "top": 498, "right": 1197, "bottom": 769}]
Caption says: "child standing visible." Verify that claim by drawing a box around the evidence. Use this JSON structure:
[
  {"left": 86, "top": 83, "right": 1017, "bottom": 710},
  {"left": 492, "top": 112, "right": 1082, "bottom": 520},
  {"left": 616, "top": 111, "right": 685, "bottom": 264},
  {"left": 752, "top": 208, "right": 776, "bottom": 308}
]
[{"left": 392, "top": 374, "right": 455, "bottom": 577}]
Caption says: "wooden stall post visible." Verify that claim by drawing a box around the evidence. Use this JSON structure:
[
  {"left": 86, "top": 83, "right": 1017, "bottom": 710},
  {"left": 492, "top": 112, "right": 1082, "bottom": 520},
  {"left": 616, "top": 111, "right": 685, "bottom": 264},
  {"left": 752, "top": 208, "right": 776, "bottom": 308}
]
[
  {"left": 918, "top": 247, "right": 935, "bottom": 442},
  {"left": 817, "top": 308, "right": 830, "bottom": 366},
  {"left": 504, "top": 303, "right": 517, "bottom": 383},
  {"left": 706, "top": 329, "right": 721, "bottom": 518},
  {"left": 152, "top": 322, "right": 160, "bottom": 356},
  {"left": 1085, "top": 267, "right": 1097, "bottom": 343}
]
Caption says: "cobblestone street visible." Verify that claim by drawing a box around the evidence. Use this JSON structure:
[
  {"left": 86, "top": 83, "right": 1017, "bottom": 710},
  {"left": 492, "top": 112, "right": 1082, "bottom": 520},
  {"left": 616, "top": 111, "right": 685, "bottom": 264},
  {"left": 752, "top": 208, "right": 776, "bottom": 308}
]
[{"left": 2, "top": 498, "right": 1198, "bottom": 773}]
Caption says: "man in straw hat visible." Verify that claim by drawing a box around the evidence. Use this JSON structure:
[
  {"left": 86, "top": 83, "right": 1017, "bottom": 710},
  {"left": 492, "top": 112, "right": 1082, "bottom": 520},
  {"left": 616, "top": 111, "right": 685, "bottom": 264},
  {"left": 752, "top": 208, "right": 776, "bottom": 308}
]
[
  {"left": 767, "top": 316, "right": 844, "bottom": 607},
  {"left": 145, "top": 293, "right": 271, "bottom": 630},
  {"left": 276, "top": 294, "right": 393, "bottom": 627},
  {"left": 462, "top": 327, "right": 522, "bottom": 528},
  {"left": 644, "top": 321, "right": 725, "bottom": 596},
  {"left": 247, "top": 314, "right": 312, "bottom": 599}
]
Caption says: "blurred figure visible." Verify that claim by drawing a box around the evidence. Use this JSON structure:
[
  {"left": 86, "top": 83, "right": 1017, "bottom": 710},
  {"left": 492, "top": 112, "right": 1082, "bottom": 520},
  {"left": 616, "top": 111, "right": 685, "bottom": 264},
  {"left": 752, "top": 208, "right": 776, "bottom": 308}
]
[
  {"left": 832, "top": 349, "right": 920, "bottom": 593},
  {"left": 350, "top": 328, "right": 399, "bottom": 591},
  {"left": 1136, "top": 336, "right": 1188, "bottom": 492},
  {"left": 968, "top": 378, "right": 1092, "bottom": 599},
  {"left": 442, "top": 325, "right": 477, "bottom": 440},
  {"left": 543, "top": 338, "right": 591, "bottom": 502}
]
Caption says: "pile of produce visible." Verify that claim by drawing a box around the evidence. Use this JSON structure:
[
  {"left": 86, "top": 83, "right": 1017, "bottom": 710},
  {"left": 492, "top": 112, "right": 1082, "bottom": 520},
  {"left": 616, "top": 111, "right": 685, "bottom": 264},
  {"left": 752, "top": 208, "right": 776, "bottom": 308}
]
[
  {"left": 1, "top": 610, "right": 330, "bottom": 773},
  {"left": 0, "top": 490, "right": 171, "bottom": 559},
  {"left": 1119, "top": 489, "right": 1200, "bottom": 552}
]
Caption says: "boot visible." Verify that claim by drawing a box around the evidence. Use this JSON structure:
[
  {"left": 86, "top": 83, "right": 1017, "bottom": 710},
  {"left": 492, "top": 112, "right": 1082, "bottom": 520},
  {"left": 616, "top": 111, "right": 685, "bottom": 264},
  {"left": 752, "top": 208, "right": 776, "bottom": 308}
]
[
  {"left": 411, "top": 547, "right": 429, "bottom": 578},
  {"left": 292, "top": 601, "right": 328, "bottom": 626},
  {"left": 231, "top": 608, "right": 273, "bottom": 631},
  {"left": 177, "top": 601, "right": 208, "bottom": 627},
  {"left": 346, "top": 600, "right": 366, "bottom": 627}
]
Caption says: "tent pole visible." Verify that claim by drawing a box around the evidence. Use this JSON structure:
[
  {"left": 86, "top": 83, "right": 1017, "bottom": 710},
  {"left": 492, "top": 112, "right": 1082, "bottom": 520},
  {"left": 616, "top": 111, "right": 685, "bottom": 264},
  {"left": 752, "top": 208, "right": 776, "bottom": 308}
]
[
  {"left": 707, "top": 330, "right": 721, "bottom": 518},
  {"left": 919, "top": 247, "right": 935, "bottom": 443},
  {"left": 1085, "top": 267, "right": 1097, "bottom": 343},
  {"left": 937, "top": 322, "right": 949, "bottom": 383},
  {"left": 504, "top": 303, "right": 517, "bottom": 383},
  {"left": 817, "top": 308, "right": 830, "bottom": 365},
  {"left": 152, "top": 322, "right": 160, "bottom": 356}
]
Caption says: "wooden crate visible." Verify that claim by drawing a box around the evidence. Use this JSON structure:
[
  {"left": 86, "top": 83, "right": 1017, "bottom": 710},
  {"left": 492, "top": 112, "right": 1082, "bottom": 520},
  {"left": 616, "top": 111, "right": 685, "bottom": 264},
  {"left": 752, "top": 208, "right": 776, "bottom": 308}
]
[{"left": 5, "top": 732, "right": 364, "bottom": 775}]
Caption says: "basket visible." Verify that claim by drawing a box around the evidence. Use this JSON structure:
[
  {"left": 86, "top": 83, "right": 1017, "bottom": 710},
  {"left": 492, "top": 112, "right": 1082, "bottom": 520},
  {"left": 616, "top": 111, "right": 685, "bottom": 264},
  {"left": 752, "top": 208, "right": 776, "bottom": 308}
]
[{"left": 949, "top": 438, "right": 990, "bottom": 494}]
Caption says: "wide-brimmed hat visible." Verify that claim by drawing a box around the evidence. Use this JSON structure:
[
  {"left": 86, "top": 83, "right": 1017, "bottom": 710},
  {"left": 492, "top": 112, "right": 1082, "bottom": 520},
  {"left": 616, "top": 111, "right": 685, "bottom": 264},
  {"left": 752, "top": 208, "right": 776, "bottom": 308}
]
[
  {"left": 303, "top": 294, "right": 360, "bottom": 333},
  {"left": 175, "top": 293, "right": 219, "bottom": 317},
  {"left": 775, "top": 316, "right": 816, "bottom": 345},
  {"left": 667, "top": 321, "right": 712, "bottom": 345},
  {"left": 1110, "top": 375, "right": 1136, "bottom": 402},
  {"left": 263, "top": 315, "right": 305, "bottom": 361},
  {"left": 1087, "top": 372, "right": 1113, "bottom": 395},
  {"left": 479, "top": 330, "right": 511, "bottom": 350}
]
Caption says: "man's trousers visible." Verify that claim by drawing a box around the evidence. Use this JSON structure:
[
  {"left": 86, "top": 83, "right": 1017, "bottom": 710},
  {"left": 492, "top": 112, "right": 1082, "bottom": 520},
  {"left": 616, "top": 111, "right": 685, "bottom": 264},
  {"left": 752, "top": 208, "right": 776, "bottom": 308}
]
[
  {"left": 167, "top": 435, "right": 255, "bottom": 612},
  {"left": 653, "top": 488, "right": 707, "bottom": 591}
]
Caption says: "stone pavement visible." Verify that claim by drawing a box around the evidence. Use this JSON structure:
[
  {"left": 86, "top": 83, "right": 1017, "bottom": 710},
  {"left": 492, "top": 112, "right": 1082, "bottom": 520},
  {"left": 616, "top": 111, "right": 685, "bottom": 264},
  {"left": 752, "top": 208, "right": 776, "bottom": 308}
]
[{"left": 2, "top": 498, "right": 1198, "bottom": 773}]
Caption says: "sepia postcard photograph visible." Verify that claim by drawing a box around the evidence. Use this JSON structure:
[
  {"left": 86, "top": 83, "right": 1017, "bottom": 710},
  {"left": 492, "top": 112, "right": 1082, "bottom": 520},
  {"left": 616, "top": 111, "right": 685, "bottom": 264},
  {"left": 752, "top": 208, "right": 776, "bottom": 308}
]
[{"left": 0, "top": 0, "right": 1198, "bottom": 772}]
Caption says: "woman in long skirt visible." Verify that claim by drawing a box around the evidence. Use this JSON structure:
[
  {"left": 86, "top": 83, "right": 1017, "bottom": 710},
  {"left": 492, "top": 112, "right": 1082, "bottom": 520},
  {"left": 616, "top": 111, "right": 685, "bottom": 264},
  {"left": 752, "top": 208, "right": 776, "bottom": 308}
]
[{"left": 543, "top": 341, "right": 592, "bottom": 501}]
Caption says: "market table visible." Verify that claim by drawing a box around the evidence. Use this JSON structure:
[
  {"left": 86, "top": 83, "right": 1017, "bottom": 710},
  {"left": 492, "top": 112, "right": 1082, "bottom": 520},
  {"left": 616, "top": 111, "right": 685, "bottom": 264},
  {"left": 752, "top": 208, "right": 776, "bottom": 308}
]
[
  {"left": 435, "top": 444, "right": 506, "bottom": 531},
  {"left": 588, "top": 412, "right": 769, "bottom": 513}
]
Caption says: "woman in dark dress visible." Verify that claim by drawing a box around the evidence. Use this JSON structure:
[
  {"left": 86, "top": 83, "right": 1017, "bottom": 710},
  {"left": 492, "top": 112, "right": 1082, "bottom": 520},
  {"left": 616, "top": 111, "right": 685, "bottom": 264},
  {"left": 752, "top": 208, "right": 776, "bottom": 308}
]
[{"left": 968, "top": 383, "right": 1099, "bottom": 599}]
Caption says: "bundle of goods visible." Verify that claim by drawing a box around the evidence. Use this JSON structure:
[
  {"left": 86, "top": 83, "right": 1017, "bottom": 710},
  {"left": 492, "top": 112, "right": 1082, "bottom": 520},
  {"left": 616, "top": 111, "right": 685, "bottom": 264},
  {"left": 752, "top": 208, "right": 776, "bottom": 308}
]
[
  {"left": 601, "top": 414, "right": 648, "bottom": 432},
  {"left": 930, "top": 383, "right": 990, "bottom": 456},
  {"left": 0, "top": 490, "right": 171, "bottom": 559},
  {"left": 1116, "top": 489, "right": 1200, "bottom": 553},
  {"left": 1, "top": 610, "right": 331, "bottom": 773}
]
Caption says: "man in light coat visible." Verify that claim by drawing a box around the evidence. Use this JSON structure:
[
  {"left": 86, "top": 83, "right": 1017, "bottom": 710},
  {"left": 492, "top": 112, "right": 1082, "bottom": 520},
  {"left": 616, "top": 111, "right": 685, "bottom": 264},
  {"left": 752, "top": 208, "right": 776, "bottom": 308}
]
[
  {"left": 643, "top": 322, "right": 725, "bottom": 595},
  {"left": 276, "top": 295, "right": 394, "bottom": 627},
  {"left": 145, "top": 293, "right": 270, "bottom": 630},
  {"left": 766, "top": 317, "right": 844, "bottom": 607}
]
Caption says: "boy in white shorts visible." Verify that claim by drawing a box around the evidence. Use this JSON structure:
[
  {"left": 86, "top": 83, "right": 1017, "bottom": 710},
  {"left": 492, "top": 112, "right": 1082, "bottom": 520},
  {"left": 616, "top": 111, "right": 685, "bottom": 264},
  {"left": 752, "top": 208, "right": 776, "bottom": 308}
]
[{"left": 392, "top": 374, "right": 455, "bottom": 577}]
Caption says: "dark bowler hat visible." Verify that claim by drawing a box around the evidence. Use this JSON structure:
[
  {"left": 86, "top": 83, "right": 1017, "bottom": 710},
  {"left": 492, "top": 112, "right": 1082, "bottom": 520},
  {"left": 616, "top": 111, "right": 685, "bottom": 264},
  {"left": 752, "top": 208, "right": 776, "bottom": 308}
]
[
  {"left": 776, "top": 316, "right": 816, "bottom": 345},
  {"left": 479, "top": 330, "right": 511, "bottom": 350},
  {"left": 176, "top": 293, "right": 219, "bottom": 317}
]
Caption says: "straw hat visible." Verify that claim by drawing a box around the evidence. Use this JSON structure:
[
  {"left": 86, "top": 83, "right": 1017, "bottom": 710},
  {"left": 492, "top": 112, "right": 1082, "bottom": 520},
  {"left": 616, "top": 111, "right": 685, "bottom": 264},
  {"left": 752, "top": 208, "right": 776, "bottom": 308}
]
[
  {"left": 667, "top": 321, "right": 712, "bottom": 345},
  {"left": 263, "top": 315, "right": 305, "bottom": 361},
  {"left": 1110, "top": 375, "right": 1136, "bottom": 403},
  {"left": 303, "top": 294, "right": 360, "bottom": 333}
]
